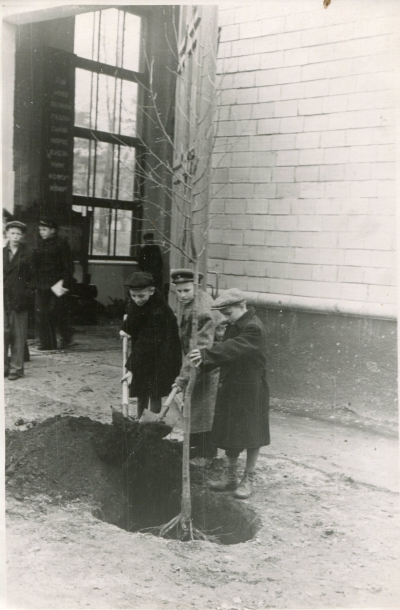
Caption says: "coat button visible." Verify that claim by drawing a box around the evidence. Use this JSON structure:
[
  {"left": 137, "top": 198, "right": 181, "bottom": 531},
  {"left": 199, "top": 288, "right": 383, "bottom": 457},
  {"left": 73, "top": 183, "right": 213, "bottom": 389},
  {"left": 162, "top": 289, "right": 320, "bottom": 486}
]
[{"left": 218, "top": 382, "right": 223, "bottom": 388}]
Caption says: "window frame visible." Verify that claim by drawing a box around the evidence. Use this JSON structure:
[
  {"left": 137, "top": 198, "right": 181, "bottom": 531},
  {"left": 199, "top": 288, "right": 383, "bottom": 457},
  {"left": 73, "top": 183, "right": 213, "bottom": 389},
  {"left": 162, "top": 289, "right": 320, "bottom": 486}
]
[{"left": 72, "top": 7, "right": 149, "bottom": 260}]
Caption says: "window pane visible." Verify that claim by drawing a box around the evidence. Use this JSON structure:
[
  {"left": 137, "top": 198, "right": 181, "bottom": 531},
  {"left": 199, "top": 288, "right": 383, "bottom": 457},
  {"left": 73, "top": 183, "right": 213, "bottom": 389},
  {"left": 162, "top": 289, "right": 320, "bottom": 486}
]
[
  {"left": 122, "top": 13, "right": 141, "bottom": 72},
  {"left": 120, "top": 80, "right": 138, "bottom": 136},
  {"left": 73, "top": 138, "right": 135, "bottom": 201},
  {"left": 94, "top": 141, "right": 113, "bottom": 199},
  {"left": 90, "top": 207, "right": 132, "bottom": 256},
  {"left": 115, "top": 209, "right": 133, "bottom": 256},
  {"left": 75, "top": 69, "right": 96, "bottom": 130},
  {"left": 74, "top": 11, "right": 99, "bottom": 61},
  {"left": 92, "top": 207, "right": 111, "bottom": 256},
  {"left": 75, "top": 69, "right": 138, "bottom": 136},
  {"left": 96, "top": 73, "right": 137, "bottom": 136},
  {"left": 74, "top": 9, "right": 142, "bottom": 73},
  {"left": 117, "top": 146, "right": 135, "bottom": 201},
  {"left": 73, "top": 138, "right": 94, "bottom": 196},
  {"left": 98, "top": 8, "right": 123, "bottom": 68}
]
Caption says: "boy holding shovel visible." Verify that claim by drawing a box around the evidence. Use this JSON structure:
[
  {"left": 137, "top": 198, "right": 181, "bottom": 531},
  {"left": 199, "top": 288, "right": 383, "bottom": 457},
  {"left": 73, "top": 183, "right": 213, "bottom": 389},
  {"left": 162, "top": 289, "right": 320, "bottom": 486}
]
[{"left": 120, "top": 272, "right": 182, "bottom": 419}]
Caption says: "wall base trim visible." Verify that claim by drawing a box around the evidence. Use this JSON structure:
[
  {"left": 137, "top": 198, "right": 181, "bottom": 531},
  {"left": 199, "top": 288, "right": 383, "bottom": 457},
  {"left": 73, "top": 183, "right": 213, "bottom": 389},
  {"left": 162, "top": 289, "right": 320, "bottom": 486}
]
[{"left": 241, "top": 291, "right": 397, "bottom": 320}]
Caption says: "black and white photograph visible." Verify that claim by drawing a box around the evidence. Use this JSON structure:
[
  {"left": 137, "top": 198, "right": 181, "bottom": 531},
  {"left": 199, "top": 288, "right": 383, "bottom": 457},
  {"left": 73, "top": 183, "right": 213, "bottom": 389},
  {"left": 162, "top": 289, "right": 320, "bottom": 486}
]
[{"left": 2, "top": 0, "right": 399, "bottom": 608}]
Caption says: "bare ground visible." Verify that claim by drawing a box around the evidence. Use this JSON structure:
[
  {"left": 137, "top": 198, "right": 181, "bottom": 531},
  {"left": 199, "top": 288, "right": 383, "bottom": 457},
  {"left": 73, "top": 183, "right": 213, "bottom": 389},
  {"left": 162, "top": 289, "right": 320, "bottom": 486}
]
[{"left": 3, "top": 324, "right": 400, "bottom": 609}]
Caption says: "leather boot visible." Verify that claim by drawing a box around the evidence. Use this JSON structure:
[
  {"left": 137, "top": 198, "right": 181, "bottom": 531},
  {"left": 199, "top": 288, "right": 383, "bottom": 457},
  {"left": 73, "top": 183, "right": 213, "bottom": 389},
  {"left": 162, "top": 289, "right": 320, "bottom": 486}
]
[
  {"left": 209, "top": 465, "right": 238, "bottom": 491},
  {"left": 233, "top": 472, "right": 256, "bottom": 499}
]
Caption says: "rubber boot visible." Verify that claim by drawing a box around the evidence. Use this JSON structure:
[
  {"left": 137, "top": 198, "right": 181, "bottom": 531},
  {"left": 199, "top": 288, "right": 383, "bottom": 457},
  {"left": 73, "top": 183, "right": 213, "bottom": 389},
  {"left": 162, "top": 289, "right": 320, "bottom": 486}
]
[
  {"left": 209, "top": 465, "right": 238, "bottom": 491},
  {"left": 233, "top": 471, "right": 256, "bottom": 499}
]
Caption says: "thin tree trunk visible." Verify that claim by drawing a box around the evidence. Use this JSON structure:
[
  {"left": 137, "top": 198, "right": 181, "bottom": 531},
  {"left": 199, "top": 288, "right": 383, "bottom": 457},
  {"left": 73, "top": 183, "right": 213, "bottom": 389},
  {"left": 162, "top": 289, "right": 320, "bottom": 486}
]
[{"left": 180, "top": 201, "right": 199, "bottom": 525}]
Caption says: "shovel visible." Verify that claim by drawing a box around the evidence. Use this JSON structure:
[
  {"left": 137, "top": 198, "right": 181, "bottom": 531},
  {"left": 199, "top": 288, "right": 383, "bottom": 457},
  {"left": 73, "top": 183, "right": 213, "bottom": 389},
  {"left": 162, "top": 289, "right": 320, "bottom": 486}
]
[
  {"left": 139, "top": 386, "right": 181, "bottom": 425},
  {"left": 121, "top": 334, "right": 130, "bottom": 417}
]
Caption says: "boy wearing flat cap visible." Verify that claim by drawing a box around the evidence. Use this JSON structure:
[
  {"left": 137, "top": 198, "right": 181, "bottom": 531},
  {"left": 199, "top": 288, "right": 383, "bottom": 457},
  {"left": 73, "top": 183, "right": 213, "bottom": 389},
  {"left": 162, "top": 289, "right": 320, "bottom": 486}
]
[
  {"left": 189, "top": 288, "right": 270, "bottom": 498},
  {"left": 120, "top": 272, "right": 182, "bottom": 418},
  {"left": 3, "top": 221, "right": 34, "bottom": 379},
  {"left": 32, "top": 218, "right": 74, "bottom": 350},
  {"left": 171, "top": 268, "right": 224, "bottom": 467}
]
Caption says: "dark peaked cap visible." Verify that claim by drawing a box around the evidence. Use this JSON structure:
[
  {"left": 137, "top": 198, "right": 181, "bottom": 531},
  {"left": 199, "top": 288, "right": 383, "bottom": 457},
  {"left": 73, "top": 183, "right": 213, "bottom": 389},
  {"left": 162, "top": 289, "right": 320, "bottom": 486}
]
[
  {"left": 125, "top": 272, "right": 155, "bottom": 289},
  {"left": 170, "top": 268, "right": 204, "bottom": 283},
  {"left": 39, "top": 217, "right": 58, "bottom": 229}
]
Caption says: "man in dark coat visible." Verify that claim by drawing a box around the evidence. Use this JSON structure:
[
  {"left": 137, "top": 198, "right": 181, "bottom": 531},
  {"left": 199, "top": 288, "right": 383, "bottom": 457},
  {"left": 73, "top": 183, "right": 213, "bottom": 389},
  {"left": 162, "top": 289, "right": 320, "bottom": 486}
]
[
  {"left": 3, "top": 221, "right": 34, "bottom": 379},
  {"left": 120, "top": 272, "right": 182, "bottom": 418},
  {"left": 189, "top": 288, "right": 270, "bottom": 499},
  {"left": 138, "top": 233, "right": 164, "bottom": 292},
  {"left": 32, "top": 218, "right": 74, "bottom": 350}
]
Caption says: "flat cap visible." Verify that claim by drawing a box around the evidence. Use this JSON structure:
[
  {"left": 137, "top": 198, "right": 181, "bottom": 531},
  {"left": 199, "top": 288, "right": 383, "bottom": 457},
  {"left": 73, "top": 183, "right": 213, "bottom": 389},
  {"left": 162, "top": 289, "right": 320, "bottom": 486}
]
[
  {"left": 211, "top": 288, "right": 246, "bottom": 310},
  {"left": 5, "top": 220, "right": 27, "bottom": 233},
  {"left": 125, "top": 272, "right": 154, "bottom": 290},
  {"left": 170, "top": 268, "right": 203, "bottom": 284},
  {"left": 39, "top": 217, "right": 58, "bottom": 229}
]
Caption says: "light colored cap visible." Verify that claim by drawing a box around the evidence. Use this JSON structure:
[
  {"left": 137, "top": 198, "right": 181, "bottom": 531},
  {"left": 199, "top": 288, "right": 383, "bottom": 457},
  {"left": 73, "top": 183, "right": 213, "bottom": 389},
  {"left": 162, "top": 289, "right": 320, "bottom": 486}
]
[{"left": 211, "top": 288, "right": 246, "bottom": 310}]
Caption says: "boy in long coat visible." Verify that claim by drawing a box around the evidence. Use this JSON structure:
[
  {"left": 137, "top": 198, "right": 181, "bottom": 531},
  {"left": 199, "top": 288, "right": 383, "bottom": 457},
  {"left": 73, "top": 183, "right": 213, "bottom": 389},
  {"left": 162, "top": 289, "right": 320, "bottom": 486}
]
[
  {"left": 120, "top": 272, "right": 182, "bottom": 418},
  {"left": 189, "top": 288, "right": 270, "bottom": 499},
  {"left": 3, "top": 221, "right": 34, "bottom": 380},
  {"left": 32, "top": 218, "right": 74, "bottom": 350},
  {"left": 171, "top": 269, "right": 223, "bottom": 467}
]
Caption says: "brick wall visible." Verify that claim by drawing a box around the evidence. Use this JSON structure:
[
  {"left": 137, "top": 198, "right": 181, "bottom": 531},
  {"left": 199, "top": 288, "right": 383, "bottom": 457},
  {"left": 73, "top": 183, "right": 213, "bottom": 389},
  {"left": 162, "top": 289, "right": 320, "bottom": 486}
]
[{"left": 209, "top": 0, "right": 397, "bottom": 317}]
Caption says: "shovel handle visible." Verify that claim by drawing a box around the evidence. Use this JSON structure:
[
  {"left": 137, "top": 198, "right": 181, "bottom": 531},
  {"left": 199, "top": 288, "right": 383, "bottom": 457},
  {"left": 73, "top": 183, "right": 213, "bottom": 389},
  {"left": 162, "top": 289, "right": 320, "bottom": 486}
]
[
  {"left": 158, "top": 386, "right": 180, "bottom": 421},
  {"left": 122, "top": 329, "right": 129, "bottom": 407}
]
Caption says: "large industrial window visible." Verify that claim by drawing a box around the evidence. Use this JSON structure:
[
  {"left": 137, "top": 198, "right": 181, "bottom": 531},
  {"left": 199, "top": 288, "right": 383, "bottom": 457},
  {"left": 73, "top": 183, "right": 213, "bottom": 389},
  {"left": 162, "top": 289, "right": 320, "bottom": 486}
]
[{"left": 72, "top": 8, "right": 145, "bottom": 258}]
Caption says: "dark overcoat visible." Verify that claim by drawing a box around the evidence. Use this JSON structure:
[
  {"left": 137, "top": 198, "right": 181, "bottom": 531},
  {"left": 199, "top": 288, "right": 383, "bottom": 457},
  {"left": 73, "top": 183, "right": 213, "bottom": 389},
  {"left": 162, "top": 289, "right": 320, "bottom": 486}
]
[
  {"left": 138, "top": 244, "right": 163, "bottom": 289},
  {"left": 200, "top": 307, "right": 270, "bottom": 450},
  {"left": 3, "top": 243, "right": 34, "bottom": 312},
  {"left": 122, "top": 290, "right": 182, "bottom": 398},
  {"left": 175, "top": 289, "right": 223, "bottom": 434},
  {"left": 32, "top": 236, "right": 74, "bottom": 291}
]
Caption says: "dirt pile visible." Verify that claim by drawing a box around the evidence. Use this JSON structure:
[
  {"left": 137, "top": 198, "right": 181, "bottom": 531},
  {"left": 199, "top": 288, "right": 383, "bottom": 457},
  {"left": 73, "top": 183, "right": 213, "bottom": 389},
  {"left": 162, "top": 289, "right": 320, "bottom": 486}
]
[{"left": 6, "top": 413, "right": 260, "bottom": 544}]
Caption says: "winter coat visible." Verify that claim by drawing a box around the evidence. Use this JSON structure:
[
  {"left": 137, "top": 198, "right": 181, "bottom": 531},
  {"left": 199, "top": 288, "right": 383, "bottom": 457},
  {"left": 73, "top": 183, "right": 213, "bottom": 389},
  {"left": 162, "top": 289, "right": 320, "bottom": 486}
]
[
  {"left": 3, "top": 243, "right": 34, "bottom": 312},
  {"left": 32, "top": 236, "right": 74, "bottom": 291},
  {"left": 175, "top": 289, "right": 223, "bottom": 434},
  {"left": 200, "top": 307, "right": 270, "bottom": 450},
  {"left": 122, "top": 290, "right": 182, "bottom": 398}
]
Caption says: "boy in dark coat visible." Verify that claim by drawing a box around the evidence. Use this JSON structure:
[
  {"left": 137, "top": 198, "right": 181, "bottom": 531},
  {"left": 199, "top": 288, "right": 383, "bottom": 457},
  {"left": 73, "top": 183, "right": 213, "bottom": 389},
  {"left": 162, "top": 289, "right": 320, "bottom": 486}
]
[
  {"left": 32, "top": 218, "right": 74, "bottom": 350},
  {"left": 189, "top": 288, "right": 270, "bottom": 499},
  {"left": 120, "top": 272, "right": 182, "bottom": 418},
  {"left": 3, "top": 221, "right": 34, "bottom": 379}
]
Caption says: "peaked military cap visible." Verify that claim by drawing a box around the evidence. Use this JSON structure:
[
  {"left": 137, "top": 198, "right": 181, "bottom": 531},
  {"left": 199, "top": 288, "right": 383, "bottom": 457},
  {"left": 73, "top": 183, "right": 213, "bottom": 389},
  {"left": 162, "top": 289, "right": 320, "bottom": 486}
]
[
  {"left": 170, "top": 268, "right": 204, "bottom": 284},
  {"left": 39, "top": 217, "right": 58, "bottom": 229},
  {"left": 5, "top": 220, "right": 27, "bottom": 233},
  {"left": 211, "top": 288, "right": 246, "bottom": 310},
  {"left": 125, "top": 272, "right": 154, "bottom": 289}
]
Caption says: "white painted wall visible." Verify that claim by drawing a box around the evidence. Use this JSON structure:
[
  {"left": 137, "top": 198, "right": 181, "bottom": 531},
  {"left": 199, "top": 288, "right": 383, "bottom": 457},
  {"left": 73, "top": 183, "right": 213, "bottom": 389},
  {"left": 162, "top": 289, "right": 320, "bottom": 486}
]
[{"left": 209, "top": 0, "right": 397, "bottom": 318}]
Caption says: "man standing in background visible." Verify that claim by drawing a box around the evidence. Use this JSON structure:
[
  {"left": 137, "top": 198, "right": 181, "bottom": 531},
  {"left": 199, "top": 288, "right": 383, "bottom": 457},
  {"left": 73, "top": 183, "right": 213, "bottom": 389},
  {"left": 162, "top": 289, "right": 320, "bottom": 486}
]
[
  {"left": 138, "top": 232, "right": 164, "bottom": 293},
  {"left": 33, "top": 218, "right": 74, "bottom": 351}
]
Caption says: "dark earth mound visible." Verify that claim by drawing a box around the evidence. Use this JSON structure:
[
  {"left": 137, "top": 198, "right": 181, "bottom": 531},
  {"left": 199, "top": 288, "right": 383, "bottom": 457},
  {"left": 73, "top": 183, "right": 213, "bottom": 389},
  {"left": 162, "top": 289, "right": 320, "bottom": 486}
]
[{"left": 6, "top": 414, "right": 260, "bottom": 545}]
